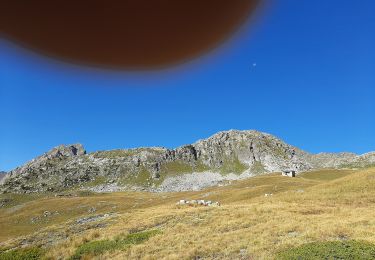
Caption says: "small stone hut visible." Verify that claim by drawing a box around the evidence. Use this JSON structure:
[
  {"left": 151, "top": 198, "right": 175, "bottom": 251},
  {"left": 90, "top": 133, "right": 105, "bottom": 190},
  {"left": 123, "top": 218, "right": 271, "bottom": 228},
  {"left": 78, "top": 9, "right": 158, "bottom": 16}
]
[{"left": 282, "top": 170, "right": 296, "bottom": 177}]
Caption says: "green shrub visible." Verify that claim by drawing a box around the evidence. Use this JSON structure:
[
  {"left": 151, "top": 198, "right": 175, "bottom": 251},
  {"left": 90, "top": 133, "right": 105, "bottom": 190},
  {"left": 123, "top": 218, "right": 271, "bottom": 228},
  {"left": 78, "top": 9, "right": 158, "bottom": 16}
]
[
  {"left": 276, "top": 240, "right": 375, "bottom": 260},
  {"left": 70, "top": 229, "right": 160, "bottom": 260},
  {"left": 249, "top": 161, "right": 266, "bottom": 175},
  {"left": 0, "top": 247, "right": 44, "bottom": 260},
  {"left": 121, "top": 230, "right": 160, "bottom": 244},
  {"left": 70, "top": 240, "right": 117, "bottom": 260},
  {"left": 161, "top": 161, "right": 194, "bottom": 175},
  {"left": 219, "top": 157, "right": 248, "bottom": 175}
]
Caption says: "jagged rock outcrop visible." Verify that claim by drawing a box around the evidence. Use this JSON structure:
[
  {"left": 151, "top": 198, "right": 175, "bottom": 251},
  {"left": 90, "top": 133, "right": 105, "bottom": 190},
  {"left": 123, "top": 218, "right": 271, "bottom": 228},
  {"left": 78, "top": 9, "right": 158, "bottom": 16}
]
[
  {"left": 192, "top": 130, "right": 311, "bottom": 172},
  {"left": 0, "top": 171, "right": 6, "bottom": 182},
  {"left": 1, "top": 130, "right": 374, "bottom": 193},
  {"left": 0, "top": 144, "right": 86, "bottom": 192}
]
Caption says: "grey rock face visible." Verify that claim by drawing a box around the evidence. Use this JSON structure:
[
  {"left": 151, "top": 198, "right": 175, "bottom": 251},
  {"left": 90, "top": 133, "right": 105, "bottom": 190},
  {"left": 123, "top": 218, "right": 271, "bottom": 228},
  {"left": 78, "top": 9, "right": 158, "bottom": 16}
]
[
  {"left": 1, "top": 130, "right": 374, "bottom": 194},
  {"left": 0, "top": 144, "right": 86, "bottom": 192},
  {"left": 0, "top": 171, "right": 6, "bottom": 182},
  {"left": 192, "top": 130, "right": 311, "bottom": 172}
]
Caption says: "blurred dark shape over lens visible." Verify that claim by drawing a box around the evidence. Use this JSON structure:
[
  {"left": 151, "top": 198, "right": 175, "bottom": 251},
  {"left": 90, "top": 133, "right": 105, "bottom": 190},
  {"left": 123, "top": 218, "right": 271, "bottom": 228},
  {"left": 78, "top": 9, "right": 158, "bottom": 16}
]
[{"left": 0, "top": 0, "right": 261, "bottom": 69}]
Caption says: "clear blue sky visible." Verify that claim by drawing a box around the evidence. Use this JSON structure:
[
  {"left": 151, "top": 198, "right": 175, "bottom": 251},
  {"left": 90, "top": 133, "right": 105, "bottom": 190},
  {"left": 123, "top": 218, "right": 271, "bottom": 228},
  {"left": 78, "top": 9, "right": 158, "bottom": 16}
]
[{"left": 1, "top": 0, "right": 374, "bottom": 171}]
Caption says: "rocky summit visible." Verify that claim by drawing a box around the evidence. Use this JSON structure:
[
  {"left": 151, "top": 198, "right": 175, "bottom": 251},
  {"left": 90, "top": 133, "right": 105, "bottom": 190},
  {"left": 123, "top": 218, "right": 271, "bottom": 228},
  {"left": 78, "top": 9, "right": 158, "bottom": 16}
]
[{"left": 1, "top": 130, "right": 374, "bottom": 194}]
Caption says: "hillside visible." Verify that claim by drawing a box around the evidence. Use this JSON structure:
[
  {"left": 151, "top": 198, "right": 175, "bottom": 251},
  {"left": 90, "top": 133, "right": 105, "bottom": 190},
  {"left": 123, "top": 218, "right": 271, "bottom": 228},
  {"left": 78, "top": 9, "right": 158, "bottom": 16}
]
[
  {"left": 1, "top": 130, "right": 374, "bottom": 194},
  {"left": 0, "top": 168, "right": 374, "bottom": 259},
  {"left": 0, "top": 172, "right": 6, "bottom": 182}
]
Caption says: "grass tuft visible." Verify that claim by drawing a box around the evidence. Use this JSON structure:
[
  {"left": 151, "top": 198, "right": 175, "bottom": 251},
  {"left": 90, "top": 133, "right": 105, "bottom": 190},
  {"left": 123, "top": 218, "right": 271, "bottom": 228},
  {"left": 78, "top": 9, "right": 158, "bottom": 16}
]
[
  {"left": 276, "top": 240, "right": 375, "bottom": 260},
  {"left": 0, "top": 247, "right": 44, "bottom": 260},
  {"left": 70, "top": 229, "right": 161, "bottom": 259}
]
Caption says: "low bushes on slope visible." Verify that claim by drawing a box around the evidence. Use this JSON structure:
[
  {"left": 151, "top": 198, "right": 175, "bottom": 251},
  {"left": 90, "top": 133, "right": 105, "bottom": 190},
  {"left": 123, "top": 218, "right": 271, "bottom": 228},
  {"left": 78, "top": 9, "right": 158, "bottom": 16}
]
[
  {"left": 70, "top": 229, "right": 161, "bottom": 260},
  {"left": 276, "top": 240, "right": 375, "bottom": 260},
  {"left": 0, "top": 247, "right": 44, "bottom": 260}
]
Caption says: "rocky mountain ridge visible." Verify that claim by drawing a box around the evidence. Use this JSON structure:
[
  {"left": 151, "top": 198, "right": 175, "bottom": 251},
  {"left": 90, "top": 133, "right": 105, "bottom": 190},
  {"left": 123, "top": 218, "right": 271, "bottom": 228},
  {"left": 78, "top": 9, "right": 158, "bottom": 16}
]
[
  {"left": 1, "top": 130, "right": 374, "bottom": 193},
  {"left": 0, "top": 171, "right": 6, "bottom": 181}
]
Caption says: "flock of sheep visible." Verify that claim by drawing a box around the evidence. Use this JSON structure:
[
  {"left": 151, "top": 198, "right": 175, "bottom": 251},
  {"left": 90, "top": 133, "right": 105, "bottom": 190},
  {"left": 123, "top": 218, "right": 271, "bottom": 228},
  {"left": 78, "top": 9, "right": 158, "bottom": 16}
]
[{"left": 176, "top": 199, "right": 220, "bottom": 207}]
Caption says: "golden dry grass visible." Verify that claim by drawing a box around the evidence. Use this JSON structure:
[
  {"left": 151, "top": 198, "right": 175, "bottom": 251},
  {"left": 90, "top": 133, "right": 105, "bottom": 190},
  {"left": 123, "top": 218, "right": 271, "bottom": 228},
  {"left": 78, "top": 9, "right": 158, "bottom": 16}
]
[{"left": 1, "top": 168, "right": 374, "bottom": 259}]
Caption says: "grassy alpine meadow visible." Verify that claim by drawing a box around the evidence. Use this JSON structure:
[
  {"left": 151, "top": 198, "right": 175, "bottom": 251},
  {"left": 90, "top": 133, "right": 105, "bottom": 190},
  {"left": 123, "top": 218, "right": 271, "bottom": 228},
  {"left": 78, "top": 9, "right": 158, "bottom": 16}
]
[{"left": 0, "top": 167, "right": 374, "bottom": 259}]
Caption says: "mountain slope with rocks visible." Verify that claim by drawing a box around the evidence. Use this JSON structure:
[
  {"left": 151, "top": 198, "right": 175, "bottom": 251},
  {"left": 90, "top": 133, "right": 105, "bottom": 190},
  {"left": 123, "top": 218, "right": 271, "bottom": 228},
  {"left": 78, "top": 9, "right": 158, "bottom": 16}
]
[
  {"left": 0, "top": 171, "right": 6, "bottom": 182},
  {"left": 1, "top": 130, "right": 374, "bottom": 193}
]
